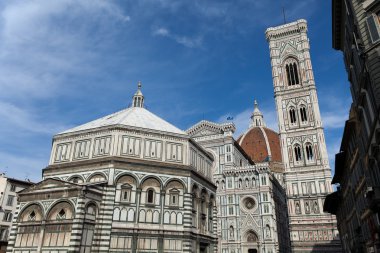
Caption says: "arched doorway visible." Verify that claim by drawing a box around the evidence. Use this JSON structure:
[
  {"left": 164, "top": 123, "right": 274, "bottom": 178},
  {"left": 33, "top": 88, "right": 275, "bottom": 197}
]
[{"left": 242, "top": 230, "right": 259, "bottom": 253}]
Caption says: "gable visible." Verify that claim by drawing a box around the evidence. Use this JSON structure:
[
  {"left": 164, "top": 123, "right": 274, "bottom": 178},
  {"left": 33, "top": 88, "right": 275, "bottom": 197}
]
[
  {"left": 187, "top": 120, "right": 235, "bottom": 138},
  {"left": 20, "top": 178, "right": 80, "bottom": 194},
  {"left": 280, "top": 41, "right": 297, "bottom": 57}
]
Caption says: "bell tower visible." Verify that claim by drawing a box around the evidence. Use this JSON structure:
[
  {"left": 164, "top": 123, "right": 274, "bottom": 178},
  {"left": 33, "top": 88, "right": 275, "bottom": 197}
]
[{"left": 265, "top": 20, "right": 341, "bottom": 252}]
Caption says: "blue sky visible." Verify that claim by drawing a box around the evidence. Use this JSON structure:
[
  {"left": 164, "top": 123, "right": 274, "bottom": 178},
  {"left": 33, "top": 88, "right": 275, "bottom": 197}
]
[{"left": 0, "top": 0, "right": 351, "bottom": 182}]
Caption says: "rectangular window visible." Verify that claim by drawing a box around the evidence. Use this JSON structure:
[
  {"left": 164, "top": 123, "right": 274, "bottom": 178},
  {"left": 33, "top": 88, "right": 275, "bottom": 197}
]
[
  {"left": 228, "top": 205, "right": 234, "bottom": 215},
  {"left": 6, "top": 196, "right": 14, "bottom": 206},
  {"left": 190, "top": 148, "right": 197, "bottom": 167},
  {"left": 319, "top": 181, "right": 325, "bottom": 193},
  {"left": 93, "top": 136, "right": 112, "bottom": 156},
  {"left": 228, "top": 195, "right": 234, "bottom": 204},
  {"left": 366, "top": 13, "right": 380, "bottom": 43},
  {"left": 3, "top": 211, "right": 12, "bottom": 222},
  {"left": 54, "top": 142, "right": 72, "bottom": 162},
  {"left": 292, "top": 183, "right": 298, "bottom": 195},
  {"left": 144, "top": 139, "right": 162, "bottom": 159},
  {"left": 166, "top": 142, "right": 183, "bottom": 162},
  {"left": 121, "top": 136, "right": 141, "bottom": 157},
  {"left": 261, "top": 175, "right": 267, "bottom": 186},
  {"left": 74, "top": 139, "right": 91, "bottom": 159},
  {"left": 311, "top": 182, "right": 316, "bottom": 195},
  {"left": 264, "top": 204, "right": 269, "bottom": 213},
  {"left": 226, "top": 145, "right": 231, "bottom": 153},
  {"left": 121, "top": 188, "right": 131, "bottom": 202},
  {"left": 302, "top": 182, "right": 307, "bottom": 195},
  {"left": 170, "top": 190, "right": 179, "bottom": 206},
  {"left": 263, "top": 193, "right": 268, "bottom": 202},
  {"left": 226, "top": 154, "right": 232, "bottom": 162},
  {"left": 164, "top": 239, "right": 182, "bottom": 251},
  {"left": 10, "top": 184, "right": 16, "bottom": 192},
  {"left": 227, "top": 178, "right": 233, "bottom": 188}
]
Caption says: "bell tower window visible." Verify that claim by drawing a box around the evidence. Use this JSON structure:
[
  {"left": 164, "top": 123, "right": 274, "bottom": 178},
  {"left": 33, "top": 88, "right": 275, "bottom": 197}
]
[
  {"left": 294, "top": 145, "right": 302, "bottom": 161},
  {"left": 285, "top": 59, "right": 300, "bottom": 86},
  {"left": 300, "top": 106, "right": 308, "bottom": 122},
  {"left": 289, "top": 108, "right": 297, "bottom": 124},
  {"left": 305, "top": 144, "right": 313, "bottom": 161}
]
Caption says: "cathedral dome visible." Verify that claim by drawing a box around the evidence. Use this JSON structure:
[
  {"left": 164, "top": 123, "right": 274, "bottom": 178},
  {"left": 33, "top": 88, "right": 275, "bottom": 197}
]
[
  {"left": 237, "top": 101, "right": 282, "bottom": 163},
  {"left": 237, "top": 126, "right": 282, "bottom": 163}
]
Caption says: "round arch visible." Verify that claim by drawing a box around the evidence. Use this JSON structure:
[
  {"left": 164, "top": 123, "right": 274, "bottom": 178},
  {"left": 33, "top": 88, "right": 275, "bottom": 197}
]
[
  {"left": 114, "top": 172, "right": 140, "bottom": 187},
  {"left": 18, "top": 202, "right": 45, "bottom": 222},
  {"left": 140, "top": 175, "right": 163, "bottom": 190},
  {"left": 45, "top": 200, "right": 76, "bottom": 220},
  {"left": 164, "top": 179, "right": 187, "bottom": 192},
  {"left": 67, "top": 175, "right": 85, "bottom": 184},
  {"left": 86, "top": 172, "right": 108, "bottom": 183}
]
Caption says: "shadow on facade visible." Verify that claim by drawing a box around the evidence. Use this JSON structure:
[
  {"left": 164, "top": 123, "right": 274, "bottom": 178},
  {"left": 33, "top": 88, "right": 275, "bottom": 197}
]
[
  {"left": 311, "top": 240, "right": 344, "bottom": 253},
  {"left": 271, "top": 168, "right": 292, "bottom": 252}
]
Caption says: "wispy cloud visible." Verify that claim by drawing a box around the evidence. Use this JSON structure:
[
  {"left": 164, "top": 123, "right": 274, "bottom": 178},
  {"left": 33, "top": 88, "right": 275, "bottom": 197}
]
[
  {"left": 0, "top": 102, "right": 70, "bottom": 135},
  {"left": 153, "top": 27, "right": 203, "bottom": 48}
]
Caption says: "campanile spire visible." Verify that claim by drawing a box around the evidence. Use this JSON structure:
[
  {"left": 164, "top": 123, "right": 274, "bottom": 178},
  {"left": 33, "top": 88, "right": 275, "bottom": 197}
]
[{"left": 250, "top": 100, "right": 266, "bottom": 127}]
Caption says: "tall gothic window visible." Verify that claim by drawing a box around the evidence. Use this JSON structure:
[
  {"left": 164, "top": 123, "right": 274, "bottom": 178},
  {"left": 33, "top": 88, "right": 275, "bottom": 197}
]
[
  {"left": 305, "top": 143, "right": 314, "bottom": 161},
  {"left": 285, "top": 60, "right": 300, "bottom": 86},
  {"left": 294, "top": 145, "right": 302, "bottom": 161},
  {"left": 300, "top": 106, "right": 308, "bottom": 122},
  {"left": 289, "top": 108, "right": 297, "bottom": 124}
]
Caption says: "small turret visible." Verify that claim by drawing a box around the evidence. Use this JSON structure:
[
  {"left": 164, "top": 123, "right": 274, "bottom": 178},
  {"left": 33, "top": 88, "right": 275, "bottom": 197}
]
[{"left": 132, "top": 81, "right": 144, "bottom": 108}]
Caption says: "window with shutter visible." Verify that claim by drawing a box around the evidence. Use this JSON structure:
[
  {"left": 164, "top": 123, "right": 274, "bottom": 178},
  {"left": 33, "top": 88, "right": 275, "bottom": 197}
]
[{"left": 366, "top": 13, "right": 380, "bottom": 44}]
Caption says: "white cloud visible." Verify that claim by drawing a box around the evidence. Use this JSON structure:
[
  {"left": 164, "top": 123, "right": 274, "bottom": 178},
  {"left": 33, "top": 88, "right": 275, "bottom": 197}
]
[
  {"left": 0, "top": 0, "right": 129, "bottom": 99},
  {"left": 153, "top": 28, "right": 169, "bottom": 36},
  {"left": 321, "top": 112, "right": 348, "bottom": 129},
  {"left": 153, "top": 27, "right": 203, "bottom": 48}
]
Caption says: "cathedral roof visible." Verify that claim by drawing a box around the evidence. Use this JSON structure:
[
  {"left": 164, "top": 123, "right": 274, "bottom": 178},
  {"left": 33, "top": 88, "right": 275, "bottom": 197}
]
[
  {"left": 237, "top": 100, "right": 282, "bottom": 164},
  {"left": 58, "top": 83, "right": 187, "bottom": 136}
]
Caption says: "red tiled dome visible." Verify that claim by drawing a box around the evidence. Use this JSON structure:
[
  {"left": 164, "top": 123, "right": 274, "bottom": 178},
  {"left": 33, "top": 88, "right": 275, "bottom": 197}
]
[{"left": 237, "top": 126, "right": 282, "bottom": 163}]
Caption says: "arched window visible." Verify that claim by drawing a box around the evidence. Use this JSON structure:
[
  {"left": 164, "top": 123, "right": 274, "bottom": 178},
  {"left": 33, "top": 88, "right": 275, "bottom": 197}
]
[
  {"left": 305, "top": 143, "right": 314, "bottom": 161},
  {"left": 289, "top": 108, "right": 297, "bottom": 123},
  {"left": 300, "top": 106, "right": 308, "bottom": 122},
  {"left": 238, "top": 179, "right": 242, "bottom": 189},
  {"left": 147, "top": 189, "right": 155, "bottom": 204},
  {"left": 285, "top": 59, "right": 300, "bottom": 86},
  {"left": 294, "top": 145, "right": 302, "bottom": 161}
]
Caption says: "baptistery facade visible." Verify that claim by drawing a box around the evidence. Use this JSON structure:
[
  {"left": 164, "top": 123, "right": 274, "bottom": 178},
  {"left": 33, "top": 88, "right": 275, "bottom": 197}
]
[{"left": 7, "top": 84, "right": 217, "bottom": 253}]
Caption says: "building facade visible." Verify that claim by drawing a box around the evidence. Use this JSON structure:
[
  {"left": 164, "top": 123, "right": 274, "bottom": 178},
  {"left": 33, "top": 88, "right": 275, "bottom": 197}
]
[
  {"left": 187, "top": 101, "right": 290, "bottom": 253},
  {"left": 265, "top": 20, "right": 341, "bottom": 252},
  {"left": 6, "top": 84, "right": 218, "bottom": 253},
  {"left": 0, "top": 175, "right": 33, "bottom": 253},
  {"left": 324, "top": 0, "right": 380, "bottom": 252}
]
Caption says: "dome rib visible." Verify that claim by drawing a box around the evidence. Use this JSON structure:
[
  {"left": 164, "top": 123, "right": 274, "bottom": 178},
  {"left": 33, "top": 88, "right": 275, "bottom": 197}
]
[{"left": 237, "top": 126, "right": 282, "bottom": 163}]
